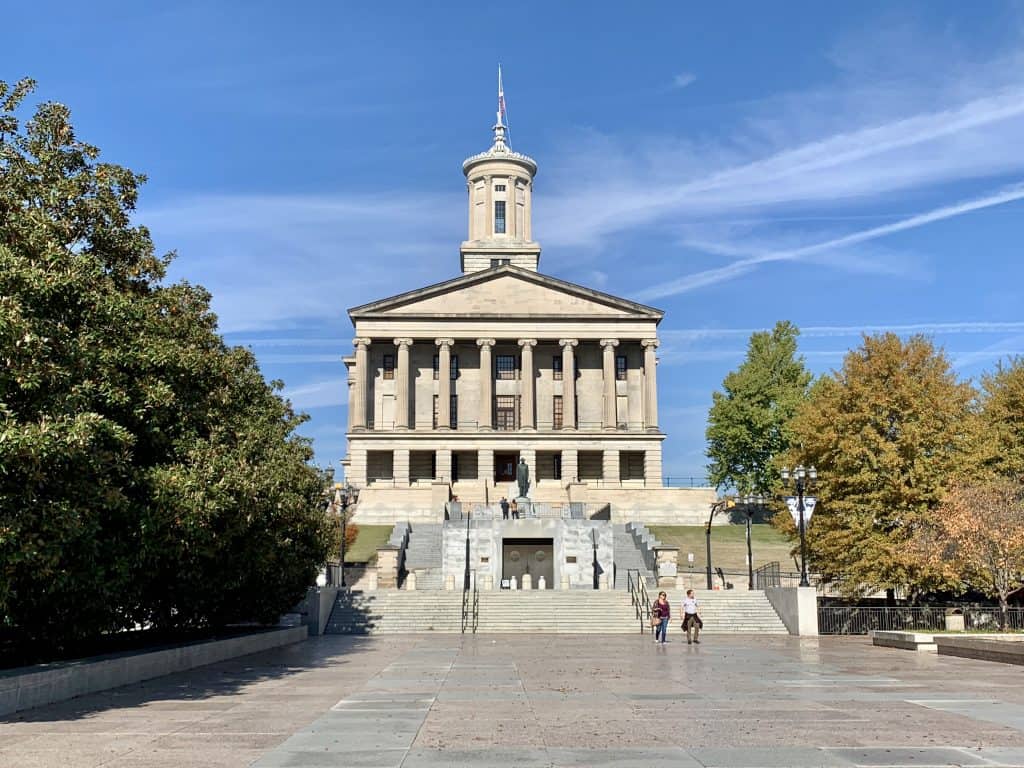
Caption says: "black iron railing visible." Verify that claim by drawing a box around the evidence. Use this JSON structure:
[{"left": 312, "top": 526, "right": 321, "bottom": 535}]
[
  {"left": 627, "top": 568, "right": 651, "bottom": 634},
  {"left": 461, "top": 569, "right": 478, "bottom": 634},
  {"left": 752, "top": 561, "right": 781, "bottom": 590},
  {"left": 965, "top": 607, "right": 1024, "bottom": 631},
  {"left": 819, "top": 606, "right": 948, "bottom": 635}
]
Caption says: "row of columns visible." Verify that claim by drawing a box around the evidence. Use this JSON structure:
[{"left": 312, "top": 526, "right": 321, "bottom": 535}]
[{"left": 349, "top": 337, "right": 659, "bottom": 433}]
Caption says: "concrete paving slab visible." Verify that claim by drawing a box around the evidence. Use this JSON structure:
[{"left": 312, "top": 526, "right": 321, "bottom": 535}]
[
  {"left": 827, "top": 747, "right": 994, "bottom": 766},
  {"left": 690, "top": 746, "right": 857, "bottom": 767}
]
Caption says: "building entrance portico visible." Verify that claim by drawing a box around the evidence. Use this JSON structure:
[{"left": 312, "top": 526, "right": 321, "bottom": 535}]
[{"left": 502, "top": 537, "right": 553, "bottom": 588}]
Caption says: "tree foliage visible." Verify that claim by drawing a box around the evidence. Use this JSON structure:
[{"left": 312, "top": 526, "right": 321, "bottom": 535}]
[
  {"left": 0, "top": 79, "right": 333, "bottom": 651},
  {"left": 912, "top": 480, "right": 1024, "bottom": 627},
  {"left": 785, "top": 333, "right": 977, "bottom": 598},
  {"left": 976, "top": 358, "right": 1024, "bottom": 481},
  {"left": 706, "top": 321, "right": 812, "bottom": 495}
]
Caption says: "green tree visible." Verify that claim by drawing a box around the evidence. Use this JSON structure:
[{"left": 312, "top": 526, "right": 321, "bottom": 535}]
[
  {"left": 0, "top": 79, "right": 332, "bottom": 652},
  {"left": 785, "top": 333, "right": 977, "bottom": 598},
  {"left": 976, "top": 357, "right": 1024, "bottom": 481},
  {"left": 706, "top": 321, "right": 812, "bottom": 494}
]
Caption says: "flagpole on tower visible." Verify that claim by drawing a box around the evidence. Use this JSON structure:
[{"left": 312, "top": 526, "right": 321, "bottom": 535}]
[{"left": 497, "top": 63, "right": 510, "bottom": 146}]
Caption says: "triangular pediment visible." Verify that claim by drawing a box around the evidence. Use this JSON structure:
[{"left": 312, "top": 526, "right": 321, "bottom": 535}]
[{"left": 348, "top": 266, "right": 663, "bottom": 320}]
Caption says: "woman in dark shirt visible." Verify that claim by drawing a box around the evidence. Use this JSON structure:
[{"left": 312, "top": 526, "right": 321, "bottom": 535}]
[{"left": 652, "top": 591, "right": 670, "bottom": 644}]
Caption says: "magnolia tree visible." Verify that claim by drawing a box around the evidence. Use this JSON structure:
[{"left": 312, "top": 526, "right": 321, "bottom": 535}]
[{"left": 914, "top": 480, "right": 1024, "bottom": 628}]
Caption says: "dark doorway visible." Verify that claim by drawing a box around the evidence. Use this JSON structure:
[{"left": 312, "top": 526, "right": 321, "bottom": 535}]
[
  {"left": 494, "top": 452, "right": 518, "bottom": 483},
  {"left": 502, "top": 538, "right": 554, "bottom": 589}
]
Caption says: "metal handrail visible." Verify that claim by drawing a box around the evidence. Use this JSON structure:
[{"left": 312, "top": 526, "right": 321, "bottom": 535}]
[
  {"left": 461, "top": 569, "right": 478, "bottom": 634},
  {"left": 626, "top": 568, "right": 651, "bottom": 634}
]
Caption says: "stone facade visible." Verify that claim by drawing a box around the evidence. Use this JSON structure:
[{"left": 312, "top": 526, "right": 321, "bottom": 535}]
[{"left": 341, "top": 107, "right": 714, "bottom": 525}]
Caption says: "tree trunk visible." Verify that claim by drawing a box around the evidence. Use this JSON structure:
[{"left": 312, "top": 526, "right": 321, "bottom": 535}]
[{"left": 999, "top": 593, "right": 1009, "bottom": 631}]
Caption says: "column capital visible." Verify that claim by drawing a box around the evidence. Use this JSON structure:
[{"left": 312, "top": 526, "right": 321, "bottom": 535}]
[
  {"left": 517, "top": 339, "right": 538, "bottom": 348},
  {"left": 434, "top": 337, "right": 455, "bottom": 348},
  {"left": 559, "top": 339, "right": 578, "bottom": 348},
  {"left": 641, "top": 339, "right": 660, "bottom": 349},
  {"left": 476, "top": 338, "right": 497, "bottom": 348},
  {"left": 599, "top": 338, "right": 620, "bottom": 349},
  {"left": 393, "top": 337, "right": 413, "bottom": 348},
  {"left": 353, "top": 337, "right": 372, "bottom": 350}
]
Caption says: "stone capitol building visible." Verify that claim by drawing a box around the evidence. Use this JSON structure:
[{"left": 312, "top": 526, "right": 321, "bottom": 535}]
[{"left": 342, "top": 100, "right": 712, "bottom": 591}]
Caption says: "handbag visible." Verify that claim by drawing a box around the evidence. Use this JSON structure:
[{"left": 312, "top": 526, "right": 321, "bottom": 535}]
[{"left": 649, "top": 614, "right": 659, "bottom": 628}]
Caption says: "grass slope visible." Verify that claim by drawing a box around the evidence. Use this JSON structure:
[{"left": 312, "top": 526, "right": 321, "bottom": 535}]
[
  {"left": 345, "top": 524, "right": 393, "bottom": 564},
  {"left": 647, "top": 524, "right": 797, "bottom": 576}
]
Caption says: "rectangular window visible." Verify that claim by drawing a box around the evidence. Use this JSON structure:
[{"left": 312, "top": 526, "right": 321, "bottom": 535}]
[
  {"left": 495, "top": 395, "right": 518, "bottom": 431},
  {"left": 382, "top": 354, "right": 394, "bottom": 379},
  {"left": 495, "top": 184, "right": 506, "bottom": 192},
  {"left": 553, "top": 395, "right": 563, "bottom": 430},
  {"left": 616, "top": 355, "right": 627, "bottom": 381},
  {"left": 496, "top": 354, "right": 517, "bottom": 380},
  {"left": 432, "top": 394, "right": 458, "bottom": 429},
  {"left": 552, "top": 356, "right": 563, "bottom": 380},
  {"left": 494, "top": 200, "right": 506, "bottom": 234},
  {"left": 489, "top": 258, "right": 510, "bottom": 268},
  {"left": 553, "top": 453, "right": 562, "bottom": 480},
  {"left": 433, "top": 354, "right": 459, "bottom": 380}
]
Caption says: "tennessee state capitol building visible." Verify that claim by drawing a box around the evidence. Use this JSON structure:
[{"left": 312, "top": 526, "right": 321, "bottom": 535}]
[{"left": 341, "top": 92, "right": 713, "bottom": 590}]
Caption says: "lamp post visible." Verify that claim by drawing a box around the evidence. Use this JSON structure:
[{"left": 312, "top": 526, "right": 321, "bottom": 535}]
[
  {"left": 705, "top": 498, "right": 734, "bottom": 590},
  {"left": 781, "top": 465, "right": 816, "bottom": 588},
  {"left": 464, "top": 504, "right": 472, "bottom": 592},
  {"left": 335, "top": 482, "right": 358, "bottom": 589},
  {"left": 738, "top": 495, "right": 766, "bottom": 590}
]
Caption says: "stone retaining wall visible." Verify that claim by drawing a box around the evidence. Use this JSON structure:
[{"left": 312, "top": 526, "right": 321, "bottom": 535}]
[{"left": 0, "top": 626, "right": 307, "bottom": 716}]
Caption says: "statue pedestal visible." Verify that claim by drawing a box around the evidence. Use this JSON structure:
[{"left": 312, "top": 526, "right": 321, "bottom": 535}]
[{"left": 515, "top": 497, "right": 532, "bottom": 517}]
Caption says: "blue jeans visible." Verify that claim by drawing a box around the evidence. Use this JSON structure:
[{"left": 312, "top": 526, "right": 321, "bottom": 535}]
[{"left": 655, "top": 617, "right": 668, "bottom": 642}]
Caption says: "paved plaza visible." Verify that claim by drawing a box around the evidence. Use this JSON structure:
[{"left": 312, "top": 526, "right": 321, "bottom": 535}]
[{"left": 3, "top": 633, "right": 1024, "bottom": 767}]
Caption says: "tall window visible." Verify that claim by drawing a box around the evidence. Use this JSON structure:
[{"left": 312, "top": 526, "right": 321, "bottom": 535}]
[
  {"left": 432, "top": 394, "right": 458, "bottom": 429},
  {"left": 553, "top": 453, "right": 562, "bottom": 480},
  {"left": 552, "top": 356, "right": 563, "bottom": 380},
  {"left": 383, "top": 354, "right": 395, "bottom": 379},
  {"left": 553, "top": 395, "right": 563, "bottom": 430},
  {"left": 496, "top": 395, "right": 518, "bottom": 431},
  {"left": 432, "top": 354, "right": 458, "bottom": 380},
  {"left": 616, "top": 355, "right": 627, "bottom": 381},
  {"left": 494, "top": 201, "right": 506, "bottom": 234},
  {"left": 496, "top": 354, "right": 517, "bottom": 380}
]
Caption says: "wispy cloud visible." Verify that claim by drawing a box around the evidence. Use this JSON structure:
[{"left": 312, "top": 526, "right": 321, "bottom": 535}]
[
  {"left": 953, "top": 334, "right": 1024, "bottom": 368},
  {"left": 144, "top": 193, "right": 461, "bottom": 333},
  {"left": 661, "top": 320, "right": 1024, "bottom": 342},
  {"left": 282, "top": 377, "right": 348, "bottom": 410},
  {"left": 672, "top": 72, "right": 697, "bottom": 89},
  {"left": 635, "top": 183, "right": 1024, "bottom": 300}
]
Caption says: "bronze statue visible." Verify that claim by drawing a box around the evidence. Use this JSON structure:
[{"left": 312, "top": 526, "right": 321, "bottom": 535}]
[{"left": 516, "top": 457, "right": 530, "bottom": 499}]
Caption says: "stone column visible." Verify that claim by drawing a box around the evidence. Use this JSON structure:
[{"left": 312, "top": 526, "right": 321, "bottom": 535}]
[
  {"left": 393, "top": 338, "right": 412, "bottom": 430},
  {"left": 435, "top": 338, "right": 454, "bottom": 430},
  {"left": 562, "top": 449, "right": 578, "bottom": 483},
  {"left": 642, "top": 339, "right": 659, "bottom": 433},
  {"left": 518, "top": 339, "right": 537, "bottom": 430},
  {"left": 600, "top": 339, "right": 619, "bottom": 431},
  {"left": 525, "top": 181, "right": 532, "bottom": 240},
  {"left": 603, "top": 449, "right": 620, "bottom": 484},
  {"left": 507, "top": 175, "right": 517, "bottom": 239},
  {"left": 352, "top": 338, "right": 371, "bottom": 431},
  {"left": 436, "top": 448, "right": 452, "bottom": 484},
  {"left": 394, "top": 448, "right": 410, "bottom": 486},
  {"left": 559, "top": 339, "right": 578, "bottom": 430},
  {"left": 477, "top": 338, "right": 495, "bottom": 430},
  {"left": 484, "top": 175, "right": 493, "bottom": 236},
  {"left": 478, "top": 448, "right": 494, "bottom": 484},
  {"left": 466, "top": 179, "right": 473, "bottom": 238},
  {"left": 344, "top": 357, "right": 355, "bottom": 432}
]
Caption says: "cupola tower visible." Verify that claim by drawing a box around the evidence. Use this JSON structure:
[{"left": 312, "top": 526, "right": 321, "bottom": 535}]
[{"left": 460, "top": 68, "right": 541, "bottom": 274}]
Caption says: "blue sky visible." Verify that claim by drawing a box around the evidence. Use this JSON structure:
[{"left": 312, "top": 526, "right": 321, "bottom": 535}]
[{"left": 6, "top": 1, "right": 1024, "bottom": 479}]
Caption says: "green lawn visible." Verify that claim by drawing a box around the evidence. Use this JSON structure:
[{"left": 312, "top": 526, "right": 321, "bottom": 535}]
[
  {"left": 345, "top": 524, "right": 393, "bottom": 564},
  {"left": 647, "top": 524, "right": 798, "bottom": 575}
]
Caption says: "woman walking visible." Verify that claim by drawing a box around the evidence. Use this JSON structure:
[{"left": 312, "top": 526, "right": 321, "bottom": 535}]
[{"left": 652, "top": 591, "right": 670, "bottom": 644}]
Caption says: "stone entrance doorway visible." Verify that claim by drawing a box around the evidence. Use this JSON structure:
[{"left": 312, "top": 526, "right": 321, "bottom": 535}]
[
  {"left": 502, "top": 538, "right": 554, "bottom": 589},
  {"left": 494, "top": 452, "right": 519, "bottom": 483}
]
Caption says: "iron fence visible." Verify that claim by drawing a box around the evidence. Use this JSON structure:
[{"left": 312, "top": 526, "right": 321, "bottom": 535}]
[
  {"left": 752, "top": 562, "right": 781, "bottom": 589},
  {"left": 818, "top": 606, "right": 950, "bottom": 634},
  {"left": 965, "top": 607, "right": 1024, "bottom": 631}
]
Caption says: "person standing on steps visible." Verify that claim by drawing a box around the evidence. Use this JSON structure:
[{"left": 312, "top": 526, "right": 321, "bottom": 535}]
[
  {"left": 500, "top": 497, "right": 510, "bottom": 520},
  {"left": 652, "top": 591, "right": 670, "bottom": 644},
  {"left": 681, "top": 588, "right": 702, "bottom": 644}
]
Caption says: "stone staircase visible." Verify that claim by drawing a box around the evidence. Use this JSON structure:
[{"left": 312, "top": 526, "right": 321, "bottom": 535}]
[
  {"left": 612, "top": 523, "right": 656, "bottom": 589},
  {"left": 324, "top": 589, "right": 788, "bottom": 634},
  {"left": 403, "top": 523, "right": 443, "bottom": 590}
]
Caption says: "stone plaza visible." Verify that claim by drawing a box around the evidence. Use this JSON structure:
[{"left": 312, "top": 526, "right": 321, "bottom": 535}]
[{"left": 4, "top": 633, "right": 1024, "bottom": 767}]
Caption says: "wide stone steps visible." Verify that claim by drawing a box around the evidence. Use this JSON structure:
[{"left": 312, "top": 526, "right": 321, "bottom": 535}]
[{"left": 325, "top": 590, "right": 788, "bottom": 634}]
